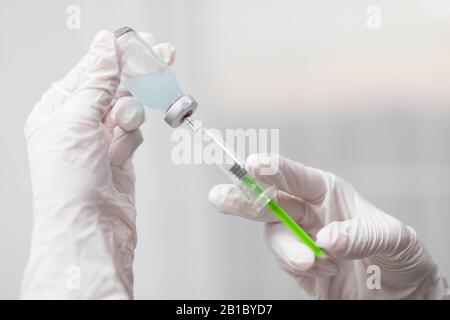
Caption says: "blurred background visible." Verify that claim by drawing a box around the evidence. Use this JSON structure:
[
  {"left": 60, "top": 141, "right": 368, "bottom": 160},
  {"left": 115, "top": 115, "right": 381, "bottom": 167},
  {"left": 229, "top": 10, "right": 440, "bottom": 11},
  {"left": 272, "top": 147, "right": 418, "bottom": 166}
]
[{"left": 1, "top": 0, "right": 450, "bottom": 299}]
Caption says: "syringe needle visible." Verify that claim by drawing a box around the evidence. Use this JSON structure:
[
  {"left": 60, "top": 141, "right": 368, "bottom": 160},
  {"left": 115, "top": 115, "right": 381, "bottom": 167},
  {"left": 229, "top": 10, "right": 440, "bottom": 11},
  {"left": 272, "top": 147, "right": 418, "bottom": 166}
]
[
  {"left": 184, "top": 117, "right": 196, "bottom": 131},
  {"left": 184, "top": 118, "right": 242, "bottom": 165}
]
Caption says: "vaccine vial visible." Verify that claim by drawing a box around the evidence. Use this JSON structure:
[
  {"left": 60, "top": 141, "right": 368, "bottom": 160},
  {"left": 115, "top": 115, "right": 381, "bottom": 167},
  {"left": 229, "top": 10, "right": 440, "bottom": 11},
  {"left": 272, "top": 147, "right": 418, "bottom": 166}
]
[{"left": 114, "top": 27, "right": 197, "bottom": 127}]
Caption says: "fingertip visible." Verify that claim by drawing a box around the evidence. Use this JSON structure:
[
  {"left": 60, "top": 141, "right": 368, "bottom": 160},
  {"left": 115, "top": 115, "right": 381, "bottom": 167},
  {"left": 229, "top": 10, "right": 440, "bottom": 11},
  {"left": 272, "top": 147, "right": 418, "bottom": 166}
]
[
  {"left": 245, "top": 153, "right": 269, "bottom": 171},
  {"left": 153, "top": 42, "right": 176, "bottom": 65},
  {"left": 315, "top": 221, "right": 350, "bottom": 257},
  {"left": 208, "top": 184, "right": 223, "bottom": 209},
  {"left": 264, "top": 223, "right": 315, "bottom": 272},
  {"left": 285, "top": 244, "right": 315, "bottom": 272},
  {"left": 112, "top": 96, "right": 146, "bottom": 132},
  {"left": 66, "top": 30, "right": 120, "bottom": 119},
  {"left": 208, "top": 184, "right": 264, "bottom": 220},
  {"left": 208, "top": 184, "right": 238, "bottom": 211},
  {"left": 245, "top": 153, "right": 280, "bottom": 178},
  {"left": 89, "top": 31, "right": 120, "bottom": 65},
  {"left": 137, "top": 32, "right": 156, "bottom": 47},
  {"left": 91, "top": 30, "right": 117, "bottom": 48}
]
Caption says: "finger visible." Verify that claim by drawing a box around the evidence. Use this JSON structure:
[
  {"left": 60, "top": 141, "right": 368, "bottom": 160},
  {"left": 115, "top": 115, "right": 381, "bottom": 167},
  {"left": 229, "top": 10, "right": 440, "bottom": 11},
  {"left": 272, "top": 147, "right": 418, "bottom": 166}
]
[
  {"left": 245, "top": 154, "right": 328, "bottom": 203},
  {"left": 50, "top": 40, "right": 107, "bottom": 106},
  {"left": 152, "top": 43, "right": 176, "bottom": 65},
  {"left": 64, "top": 31, "right": 121, "bottom": 121},
  {"left": 103, "top": 33, "right": 151, "bottom": 135},
  {"left": 264, "top": 223, "right": 338, "bottom": 277},
  {"left": 316, "top": 220, "right": 360, "bottom": 259},
  {"left": 136, "top": 32, "right": 176, "bottom": 65},
  {"left": 208, "top": 184, "right": 278, "bottom": 222},
  {"left": 31, "top": 31, "right": 119, "bottom": 119},
  {"left": 315, "top": 213, "right": 411, "bottom": 260},
  {"left": 118, "top": 31, "right": 168, "bottom": 80},
  {"left": 264, "top": 222, "right": 315, "bottom": 273},
  {"left": 109, "top": 127, "right": 143, "bottom": 167},
  {"left": 110, "top": 96, "right": 146, "bottom": 132},
  {"left": 137, "top": 32, "right": 156, "bottom": 47},
  {"left": 208, "top": 183, "right": 320, "bottom": 226},
  {"left": 119, "top": 32, "right": 176, "bottom": 65}
]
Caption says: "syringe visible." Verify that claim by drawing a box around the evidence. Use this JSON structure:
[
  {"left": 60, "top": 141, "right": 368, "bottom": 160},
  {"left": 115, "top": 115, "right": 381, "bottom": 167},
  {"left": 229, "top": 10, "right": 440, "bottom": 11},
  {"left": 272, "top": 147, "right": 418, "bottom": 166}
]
[{"left": 184, "top": 118, "right": 324, "bottom": 257}]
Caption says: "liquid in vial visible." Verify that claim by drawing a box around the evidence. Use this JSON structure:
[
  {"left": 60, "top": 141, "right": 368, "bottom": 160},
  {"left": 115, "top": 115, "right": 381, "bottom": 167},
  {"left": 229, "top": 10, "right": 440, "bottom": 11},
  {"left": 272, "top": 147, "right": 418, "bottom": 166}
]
[{"left": 124, "top": 69, "right": 184, "bottom": 112}]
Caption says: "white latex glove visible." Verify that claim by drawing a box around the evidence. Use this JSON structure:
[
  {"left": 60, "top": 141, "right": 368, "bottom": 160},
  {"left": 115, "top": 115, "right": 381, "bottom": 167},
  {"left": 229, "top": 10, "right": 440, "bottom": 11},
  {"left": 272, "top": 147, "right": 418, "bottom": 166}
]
[
  {"left": 22, "top": 30, "right": 175, "bottom": 299},
  {"left": 209, "top": 154, "right": 449, "bottom": 299}
]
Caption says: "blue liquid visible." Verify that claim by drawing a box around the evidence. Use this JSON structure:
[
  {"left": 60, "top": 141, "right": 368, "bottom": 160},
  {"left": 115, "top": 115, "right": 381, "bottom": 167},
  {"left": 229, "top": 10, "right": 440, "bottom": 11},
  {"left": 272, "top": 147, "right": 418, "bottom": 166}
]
[{"left": 124, "top": 70, "right": 184, "bottom": 112}]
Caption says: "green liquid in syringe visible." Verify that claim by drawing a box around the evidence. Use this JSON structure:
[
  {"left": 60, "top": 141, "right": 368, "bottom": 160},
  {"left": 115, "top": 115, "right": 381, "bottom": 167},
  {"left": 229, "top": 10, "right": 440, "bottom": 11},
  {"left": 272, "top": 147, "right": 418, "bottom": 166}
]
[{"left": 241, "top": 174, "right": 324, "bottom": 257}]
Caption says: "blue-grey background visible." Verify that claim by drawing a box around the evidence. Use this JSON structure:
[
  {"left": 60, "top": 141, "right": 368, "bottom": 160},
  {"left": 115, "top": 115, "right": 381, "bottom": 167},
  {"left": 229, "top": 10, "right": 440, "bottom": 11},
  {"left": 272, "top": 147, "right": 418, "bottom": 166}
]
[{"left": 1, "top": 0, "right": 449, "bottom": 299}]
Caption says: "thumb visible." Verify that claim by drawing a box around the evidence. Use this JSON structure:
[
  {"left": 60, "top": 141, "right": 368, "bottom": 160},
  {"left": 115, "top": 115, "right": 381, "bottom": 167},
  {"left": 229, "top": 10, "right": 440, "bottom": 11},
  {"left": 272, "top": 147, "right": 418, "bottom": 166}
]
[
  {"left": 108, "top": 97, "right": 145, "bottom": 167},
  {"left": 111, "top": 96, "right": 145, "bottom": 133},
  {"left": 65, "top": 31, "right": 121, "bottom": 121},
  {"left": 315, "top": 213, "right": 411, "bottom": 260}
]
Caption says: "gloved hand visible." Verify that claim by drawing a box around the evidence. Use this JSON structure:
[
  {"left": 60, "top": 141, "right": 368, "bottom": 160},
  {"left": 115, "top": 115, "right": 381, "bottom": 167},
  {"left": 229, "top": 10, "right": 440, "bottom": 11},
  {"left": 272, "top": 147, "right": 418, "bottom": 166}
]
[
  {"left": 209, "top": 154, "right": 449, "bottom": 299},
  {"left": 22, "top": 30, "right": 175, "bottom": 299}
]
